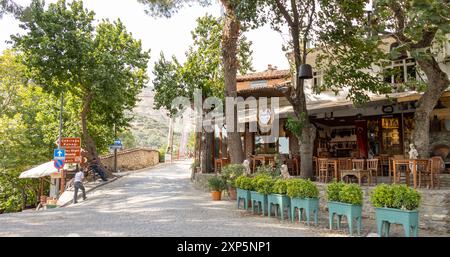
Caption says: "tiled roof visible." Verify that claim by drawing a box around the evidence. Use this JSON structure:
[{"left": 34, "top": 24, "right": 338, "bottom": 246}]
[{"left": 237, "top": 69, "right": 291, "bottom": 82}]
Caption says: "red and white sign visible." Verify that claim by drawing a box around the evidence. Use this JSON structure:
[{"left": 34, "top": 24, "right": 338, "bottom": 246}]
[{"left": 61, "top": 137, "right": 82, "bottom": 164}]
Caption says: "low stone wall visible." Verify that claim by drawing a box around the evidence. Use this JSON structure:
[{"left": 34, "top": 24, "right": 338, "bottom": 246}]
[
  {"left": 192, "top": 174, "right": 450, "bottom": 234},
  {"left": 192, "top": 173, "right": 216, "bottom": 192},
  {"left": 101, "top": 148, "right": 159, "bottom": 172}
]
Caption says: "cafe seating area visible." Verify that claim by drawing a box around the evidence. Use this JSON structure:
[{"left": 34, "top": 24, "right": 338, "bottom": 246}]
[
  {"left": 214, "top": 154, "right": 445, "bottom": 190},
  {"left": 311, "top": 155, "right": 444, "bottom": 189}
]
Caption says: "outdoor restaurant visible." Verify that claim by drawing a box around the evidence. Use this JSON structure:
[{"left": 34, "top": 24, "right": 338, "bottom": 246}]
[{"left": 210, "top": 40, "right": 450, "bottom": 191}]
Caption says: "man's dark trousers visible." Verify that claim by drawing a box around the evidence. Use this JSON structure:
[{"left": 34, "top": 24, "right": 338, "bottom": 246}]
[{"left": 73, "top": 181, "right": 86, "bottom": 204}]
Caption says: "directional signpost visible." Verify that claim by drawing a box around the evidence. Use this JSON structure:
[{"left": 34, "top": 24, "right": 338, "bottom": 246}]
[
  {"left": 109, "top": 139, "right": 123, "bottom": 173},
  {"left": 53, "top": 149, "right": 66, "bottom": 161},
  {"left": 61, "top": 137, "right": 82, "bottom": 164}
]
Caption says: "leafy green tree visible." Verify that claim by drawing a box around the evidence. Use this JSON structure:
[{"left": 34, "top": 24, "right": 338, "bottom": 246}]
[
  {"left": 0, "top": 50, "right": 71, "bottom": 212},
  {"left": 241, "top": 0, "right": 319, "bottom": 179},
  {"left": 152, "top": 14, "right": 253, "bottom": 172},
  {"left": 0, "top": 0, "right": 21, "bottom": 18},
  {"left": 316, "top": 0, "right": 450, "bottom": 157},
  {"left": 12, "top": 0, "right": 150, "bottom": 166},
  {"left": 139, "top": 0, "right": 257, "bottom": 164}
]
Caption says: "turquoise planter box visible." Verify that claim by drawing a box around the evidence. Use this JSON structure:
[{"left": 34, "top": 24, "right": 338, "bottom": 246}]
[
  {"left": 267, "top": 194, "right": 291, "bottom": 220},
  {"left": 375, "top": 207, "right": 419, "bottom": 237},
  {"left": 291, "top": 198, "right": 319, "bottom": 226},
  {"left": 250, "top": 191, "right": 268, "bottom": 215},
  {"left": 328, "top": 201, "right": 362, "bottom": 236},
  {"left": 236, "top": 188, "right": 251, "bottom": 210}
]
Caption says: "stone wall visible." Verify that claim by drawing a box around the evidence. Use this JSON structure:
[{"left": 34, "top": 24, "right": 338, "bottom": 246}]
[
  {"left": 192, "top": 173, "right": 216, "bottom": 192},
  {"left": 430, "top": 131, "right": 450, "bottom": 161},
  {"left": 101, "top": 148, "right": 159, "bottom": 172}
]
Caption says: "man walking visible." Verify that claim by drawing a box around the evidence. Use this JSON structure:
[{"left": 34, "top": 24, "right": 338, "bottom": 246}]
[{"left": 73, "top": 167, "right": 87, "bottom": 204}]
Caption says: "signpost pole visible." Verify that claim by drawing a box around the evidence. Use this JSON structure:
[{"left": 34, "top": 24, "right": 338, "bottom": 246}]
[
  {"left": 58, "top": 93, "right": 64, "bottom": 149},
  {"left": 114, "top": 124, "right": 117, "bottom": 173}
]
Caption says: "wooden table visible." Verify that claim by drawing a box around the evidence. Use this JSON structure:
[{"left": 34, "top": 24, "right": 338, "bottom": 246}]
[
  {"left": 340, "top": 169, "right": 372, "bottom": 185},
  {"left": 392, "top": 159, "right": 429, "bottom": 188}
]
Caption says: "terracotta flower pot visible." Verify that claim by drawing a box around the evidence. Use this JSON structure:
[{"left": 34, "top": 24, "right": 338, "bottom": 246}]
[{"left": 211, "top": 191, "right": 222, "bottom": 201}]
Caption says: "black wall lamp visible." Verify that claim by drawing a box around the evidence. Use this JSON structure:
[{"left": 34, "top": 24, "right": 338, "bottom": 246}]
[{"left": 298, "top": 64, "right": 313, "bottom": 79}]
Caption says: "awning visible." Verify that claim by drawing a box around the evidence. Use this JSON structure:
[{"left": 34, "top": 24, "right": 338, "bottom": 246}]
[{"left": 19, "top": 161, "right": 66, "bottom": 179}]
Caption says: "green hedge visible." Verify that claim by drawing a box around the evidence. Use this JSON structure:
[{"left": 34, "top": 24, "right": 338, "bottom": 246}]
[
  {"left": 370, "top": 184, "right": 421, "bottom": 210},
  {"left": 272, "top": 179, "right": 288, "bottom": 195},
  {"left": 326, "top": 181, "right": 363, "bottom": 205},
  {"left": 286, "top": 179, "right": 319, "bottom": 199}
]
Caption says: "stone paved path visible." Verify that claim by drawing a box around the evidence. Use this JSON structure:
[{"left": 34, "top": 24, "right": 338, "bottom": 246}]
[{"left": 0, "top": 160, "right": 348, "bottom": 237}]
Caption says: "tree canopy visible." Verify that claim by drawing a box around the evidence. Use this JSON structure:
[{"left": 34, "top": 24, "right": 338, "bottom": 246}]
[
  {"left": 12, "top": 0, "right": 150, "bottom": 161},
  {"left": 152, "top": 14, "right": 254, "bottom": 116}
]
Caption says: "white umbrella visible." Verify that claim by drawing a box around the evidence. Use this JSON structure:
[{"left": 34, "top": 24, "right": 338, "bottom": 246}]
[{"left": 19, "top": 161, "right": 66, "bottom": 179}]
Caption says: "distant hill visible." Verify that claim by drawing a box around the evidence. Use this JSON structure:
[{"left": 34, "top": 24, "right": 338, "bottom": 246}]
[{"left": 128, "top": 87, "right": 181, "bottom": 150}]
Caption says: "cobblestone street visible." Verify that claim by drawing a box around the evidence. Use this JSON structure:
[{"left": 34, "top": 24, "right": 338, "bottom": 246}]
[{"left": 0, "top": 160, "right": 347, "bottom": 237}]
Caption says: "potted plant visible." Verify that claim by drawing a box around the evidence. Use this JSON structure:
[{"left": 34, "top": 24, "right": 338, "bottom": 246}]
[
  {"left": 235, "top": 175, "right": 253, "bottom": 210},
  {"left": 221, "top": 164, "right": 245, "bottom": 200},
  {"left": 370, "top": 184, "right": 421, "bottom": 237},
  {"left": 287, "top": 179, "right": 319, "bottom": 226},
  {"left": 250, "top": 174, "right": 274, "bottom": 216},
  {"left": 267, "top": 179, "right": 291, "bottom": 220},
  {"left": 208, "top": 176, "right": 226, "bottom": 201},
  {"left": 327, "top": 181, "right": 363, "bottom": 236}
]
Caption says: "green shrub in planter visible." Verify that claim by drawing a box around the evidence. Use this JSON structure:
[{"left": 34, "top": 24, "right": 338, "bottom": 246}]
[
  {"left": 326, "top": 182, "right": 363, "bottom": 236},
  {"left": 287, "top": 179, "right": 319, "bottom": 199},
  {"left": 267, "top": 179, "right": 291, "bottom": 220},
  {"left": 208, "top": 176, "right": 226, "bottom": 192},
  {"left": 370, "top": 184, "right": 421, "bottom": 237},
  {"left": 255, "top": 177, "right": 275, "bottom": 195},
  {"left": 272, "top": 179, "right": 288, "bottom": 195},
  {"left": 370, "top": 184, "right": 395, "bottom": 208},
  {"left": 339, "top": 184, "right": 363, "bottom": 205},
  {"left": 370, "top": 184, "right": 421, "bottom": 210},
  {"left": 287, "top": 179, "right": 320, "bottom": 226},
  {"left": 235, "top": 175, "right": 252, "bottom": 210},
  {"left": 235, "top": 175, "right": 253, "bottom": 191},
  {"left": 326, "top": 181, "right": 345, "bottom": 202},
  {"left": 221, "top": 164, "right": 245, "bottom": 188}
]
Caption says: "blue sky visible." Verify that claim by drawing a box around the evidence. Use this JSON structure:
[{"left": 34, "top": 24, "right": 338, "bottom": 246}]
[{"left": 0, "top": 0, "right": 290, "bottom": 83}]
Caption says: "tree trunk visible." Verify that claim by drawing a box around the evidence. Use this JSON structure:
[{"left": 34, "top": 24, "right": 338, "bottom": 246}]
[
  {"left": 201, "top": 129, "right": 213, "bottom": 173},
  {"left": 220, "top": 0, "right": 244, "bottom": 164},
  {"left": 413, "top": 57, "right": 450, "bottom": 157},
  {"left": 81, "top": 92, "right": 112, "bottom": 177},
  {"left": 194, "top": 132, "right": 201, "bottom": 166}
]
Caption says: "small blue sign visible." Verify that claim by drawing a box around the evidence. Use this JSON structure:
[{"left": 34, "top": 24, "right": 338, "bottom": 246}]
[
  {"left": 54, "top": 159, "right": 64, "bottom": 170},
  {"left": 114, "top": 139, "right": 122, "bottom": 146},
  {"left": 53, "top": 149, "right": 66, "bottom": 160}
]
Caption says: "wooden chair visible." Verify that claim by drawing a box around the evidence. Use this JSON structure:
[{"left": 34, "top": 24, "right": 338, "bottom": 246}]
[
  {"left": 366, "top": 159, "right": 379, "bottom": 185},
  {"left": 350, "top": 159, "right": 370, "bottom": 185},
  {"left": 352, "top": 159, "right": 365, "bottom": 171},
  {"left": 318, "top": 158, "right": 332, "bottom": 183},
  {"left": 419, "top": 157, "right": 443, "bottom": 189},
  {"left": 338, "top": 158, "right": 351, "bottom": 171},
  {"left": 379, "top": 154, "right": 390, "bottom": 176},
  {"left": 392, "top": 159, "right": 411, "bottom": 185},
  {"left": 214, "top": 158, "right": 229, "bottom": 173}
]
